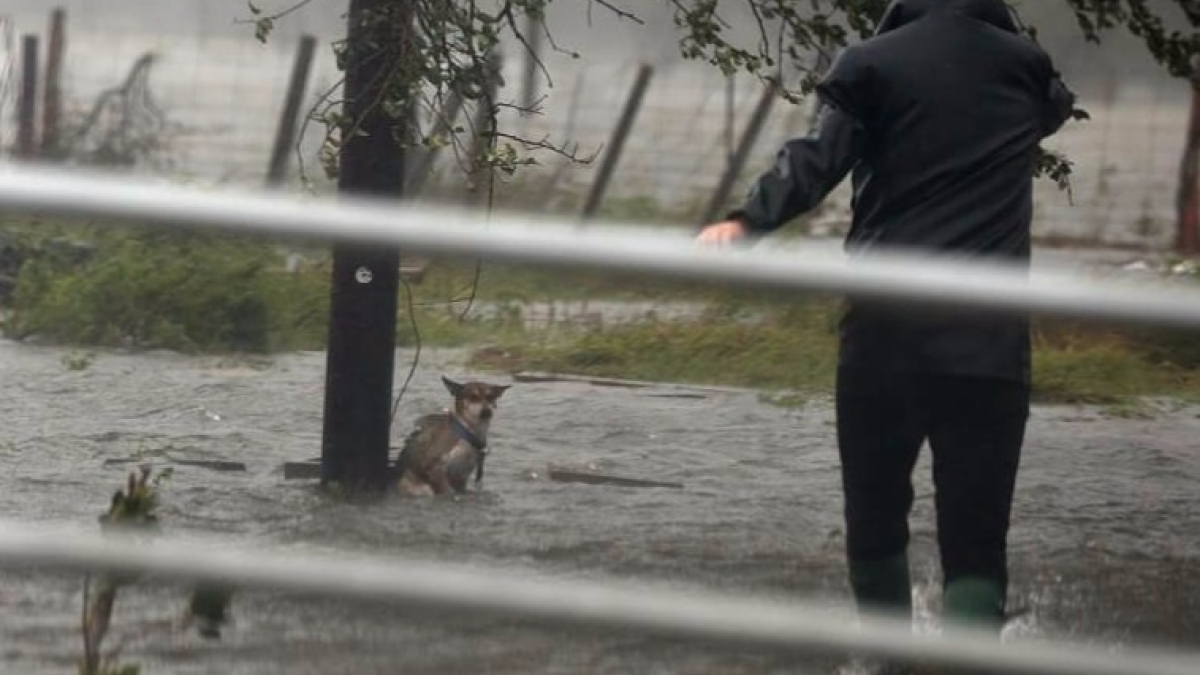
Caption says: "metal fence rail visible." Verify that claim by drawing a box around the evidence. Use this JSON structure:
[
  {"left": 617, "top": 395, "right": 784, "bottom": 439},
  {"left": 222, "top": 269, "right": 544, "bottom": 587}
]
[
  {"left": 0, "top": 520, "right": 1197, "bottom": 675},
  {"left": 0, "top": 165, "right": 1198, "bottom": 674},
  {"left": 0, "top": 164, "right": 1197, "bottom": 330}
]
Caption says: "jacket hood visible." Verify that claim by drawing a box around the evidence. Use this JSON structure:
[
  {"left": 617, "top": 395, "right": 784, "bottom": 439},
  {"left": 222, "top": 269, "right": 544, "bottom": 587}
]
[{"left": 874, "top": 0, "right": 1018, "bottom": 35}]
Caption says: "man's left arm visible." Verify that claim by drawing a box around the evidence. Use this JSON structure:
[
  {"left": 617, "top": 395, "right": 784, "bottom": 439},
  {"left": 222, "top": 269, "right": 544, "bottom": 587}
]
[{"left": 711, "top": 104, "right": 864, "bottom": 241}]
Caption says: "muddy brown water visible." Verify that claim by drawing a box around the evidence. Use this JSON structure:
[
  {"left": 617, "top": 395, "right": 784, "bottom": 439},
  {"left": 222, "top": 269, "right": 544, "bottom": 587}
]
[{"left": 0, "top": 341, "right": 1197, "bottom": 674}]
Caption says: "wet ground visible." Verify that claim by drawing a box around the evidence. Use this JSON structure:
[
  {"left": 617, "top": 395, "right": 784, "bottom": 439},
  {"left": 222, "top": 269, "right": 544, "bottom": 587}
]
[{"left": 0, "top": 340, "right": 1197, "bottom": 674}]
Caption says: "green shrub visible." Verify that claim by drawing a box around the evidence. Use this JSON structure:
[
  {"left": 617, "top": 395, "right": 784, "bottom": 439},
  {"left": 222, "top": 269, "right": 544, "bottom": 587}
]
[{"left": 7, "top": 228, "right": 329, "bottom": 352}]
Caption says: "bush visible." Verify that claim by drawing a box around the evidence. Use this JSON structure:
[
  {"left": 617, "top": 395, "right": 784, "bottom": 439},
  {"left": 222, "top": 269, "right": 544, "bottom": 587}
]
[{"left": 7, "top": 228, "right": 329, "bottom": 353}]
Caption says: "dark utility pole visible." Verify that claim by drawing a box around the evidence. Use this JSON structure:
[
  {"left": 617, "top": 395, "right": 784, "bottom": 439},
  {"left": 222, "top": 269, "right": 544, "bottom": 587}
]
[
  {"left": 265, "top": 34, "right": 316, "bottom": 186},
  {"left": 1177, "top": 55, "right": 1200, "bottom": 255},
  {"left": 16, "top": 35, "right": 38, "bottom": 158},
  {"left": 700, "top": 79, "right": 778, "bottom": 225},
  {"left": 581, "top": 64, "right": 653, "bottom": 221},
  {"left": 321, "top": 0, "right": 410, "bottom": 492},
  {"left": 42, "top": 8, "right": 65, "bottom": 158},
  {"left": 266, "top": 34, "right": 317, "bottom": 187}
]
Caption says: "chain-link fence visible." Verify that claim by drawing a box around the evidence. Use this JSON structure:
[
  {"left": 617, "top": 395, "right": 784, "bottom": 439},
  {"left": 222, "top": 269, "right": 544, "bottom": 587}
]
[{"left": 0, "top": 0, "right": 1192, "bottom": 250}]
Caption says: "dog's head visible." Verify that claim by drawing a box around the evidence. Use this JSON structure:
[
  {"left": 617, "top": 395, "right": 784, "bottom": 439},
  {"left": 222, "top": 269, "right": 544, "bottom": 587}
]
[{"left": 443, "top": 376, "right": 510, "bottom": 428}]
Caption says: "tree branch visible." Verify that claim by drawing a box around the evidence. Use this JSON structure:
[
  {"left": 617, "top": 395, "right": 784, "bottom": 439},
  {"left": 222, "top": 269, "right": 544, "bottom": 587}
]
[
  {"left": 499, "top": 0, "right": 556, "bottom": 92},
  {"left": 586, "top": 0, "right": 643, "bottom": 25}
]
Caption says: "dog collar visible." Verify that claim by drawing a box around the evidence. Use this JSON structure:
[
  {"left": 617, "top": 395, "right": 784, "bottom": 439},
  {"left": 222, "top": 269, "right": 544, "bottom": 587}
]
[{"left": 450, "top": 415, "right": 487, "bottom": 453}]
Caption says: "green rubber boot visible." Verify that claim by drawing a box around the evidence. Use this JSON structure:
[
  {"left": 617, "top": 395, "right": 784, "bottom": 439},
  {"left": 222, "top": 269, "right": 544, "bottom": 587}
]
[
  {"left": 931, "top": 578, "right": 1008, "bottom": 675},
  {"left": 186, "top": 584, "right": 234, "bottom": 640},
  {"left": 847, "top": 554, "right": 915, "bottom": 675},
  {"left": 849, "top": 553, "right": 913, "bottom": 619},
  {"left": 942, "top": 577, "right": 1006, "bottom": 633}
]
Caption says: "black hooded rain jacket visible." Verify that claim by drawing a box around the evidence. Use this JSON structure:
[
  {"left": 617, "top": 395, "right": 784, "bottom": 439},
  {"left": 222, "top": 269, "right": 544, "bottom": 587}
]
[{"left": 730, "top": 0, "right": 1076, "bottom": 384}]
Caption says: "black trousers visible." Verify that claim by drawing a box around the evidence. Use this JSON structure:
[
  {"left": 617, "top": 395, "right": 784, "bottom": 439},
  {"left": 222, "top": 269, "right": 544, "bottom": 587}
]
[{"left": 835, "top": 367, "right": 1030, "bottom": 587}]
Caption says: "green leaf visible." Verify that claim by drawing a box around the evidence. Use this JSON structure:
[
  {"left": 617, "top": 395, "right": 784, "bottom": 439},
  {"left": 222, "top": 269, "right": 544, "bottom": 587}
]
[{"left": 254, "top": 17, "right": 273, "bottom": 44}]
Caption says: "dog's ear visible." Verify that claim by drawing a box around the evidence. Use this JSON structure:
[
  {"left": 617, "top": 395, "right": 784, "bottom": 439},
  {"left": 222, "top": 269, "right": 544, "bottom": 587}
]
[
  {"left": 488, "top": 384, "right": 511, "bottom": 401},
  {"left": 442, "top": 376, "right": 465, "bottom": 398}
]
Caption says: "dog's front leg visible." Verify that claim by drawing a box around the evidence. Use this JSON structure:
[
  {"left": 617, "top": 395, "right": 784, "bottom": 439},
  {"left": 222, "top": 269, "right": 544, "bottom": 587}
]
[
  {"left": 427, "top": 466, "right": 454, "bottom": 495},
  {"left": 397, "top": 471, "right": 434, "bottom": 497}
]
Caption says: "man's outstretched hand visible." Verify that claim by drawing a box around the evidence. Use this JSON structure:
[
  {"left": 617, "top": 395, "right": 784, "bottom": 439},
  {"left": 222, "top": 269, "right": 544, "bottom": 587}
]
[{"left": 695, "top": 219, "right": 748, "bottom": 247}]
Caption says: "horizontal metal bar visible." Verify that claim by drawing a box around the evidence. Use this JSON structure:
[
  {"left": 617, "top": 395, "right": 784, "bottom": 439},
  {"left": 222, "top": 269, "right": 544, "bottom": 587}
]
[
  {"left": 0, "top": 167, "right": 1195, "bottom": 674},
  {"left": 0, "top": 520, "right": 1196, "bottom": 675},
  {"left": 0, "top": 164, "right": 1196, "bottom": 330}
]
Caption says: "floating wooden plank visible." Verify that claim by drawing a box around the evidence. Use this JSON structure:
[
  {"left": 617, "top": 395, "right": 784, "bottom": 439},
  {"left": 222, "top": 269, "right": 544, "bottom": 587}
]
[
  {"left": 512, "top": 371, "right": 650, "bottom": 388},
  {"left": 511, "top": 371, "right": 759, "bottom": 397},
  {"left": 104, "top": 458, "right": 247, "bottom": 472},
  {"left": 174, "top": 459, "right": 247, "bottom": 472},
  {"left": 283, "top": 460, "right": 682, "bottom": 489},
  {"left": 546, "top": 466, "right": 683, "bottom": 490},
  {"left": 283, "top": 459, "right": 398, "bottom": 481},
  {"left": 282, "top": 461, "right": 321, "bottom": 480}
]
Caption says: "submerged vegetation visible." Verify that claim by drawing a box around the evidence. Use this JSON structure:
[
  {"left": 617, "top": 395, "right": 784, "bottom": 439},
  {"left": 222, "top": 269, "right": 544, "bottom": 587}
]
[
  {"left": 82, "top": 466, "right": 167, "bottom": 675},
  {"left": 80, "top": 466, "right": 233, "bottom": 675},
  {"left": 3, "top": 220, "right": 328, "bottom": 353},
  {"left": 3, "top": 217, "right": 1199, "bottom": 407}
]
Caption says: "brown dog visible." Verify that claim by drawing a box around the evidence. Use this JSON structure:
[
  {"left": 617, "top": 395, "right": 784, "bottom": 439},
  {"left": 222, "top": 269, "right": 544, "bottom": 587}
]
[{"left": 395, "top": 376, "right": 510, "bottom": 496}]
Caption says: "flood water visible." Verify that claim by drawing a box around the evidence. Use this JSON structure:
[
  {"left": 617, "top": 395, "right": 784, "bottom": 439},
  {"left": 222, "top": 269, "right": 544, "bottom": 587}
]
[{"left": 0, "top": 340, "right": 1197, "bottom": 674}]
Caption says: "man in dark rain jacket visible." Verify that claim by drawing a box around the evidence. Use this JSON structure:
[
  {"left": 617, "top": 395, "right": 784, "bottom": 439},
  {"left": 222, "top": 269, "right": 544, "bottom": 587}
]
[{"left": 698, "top": 0, "right": 1076, "bottom": 632}]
